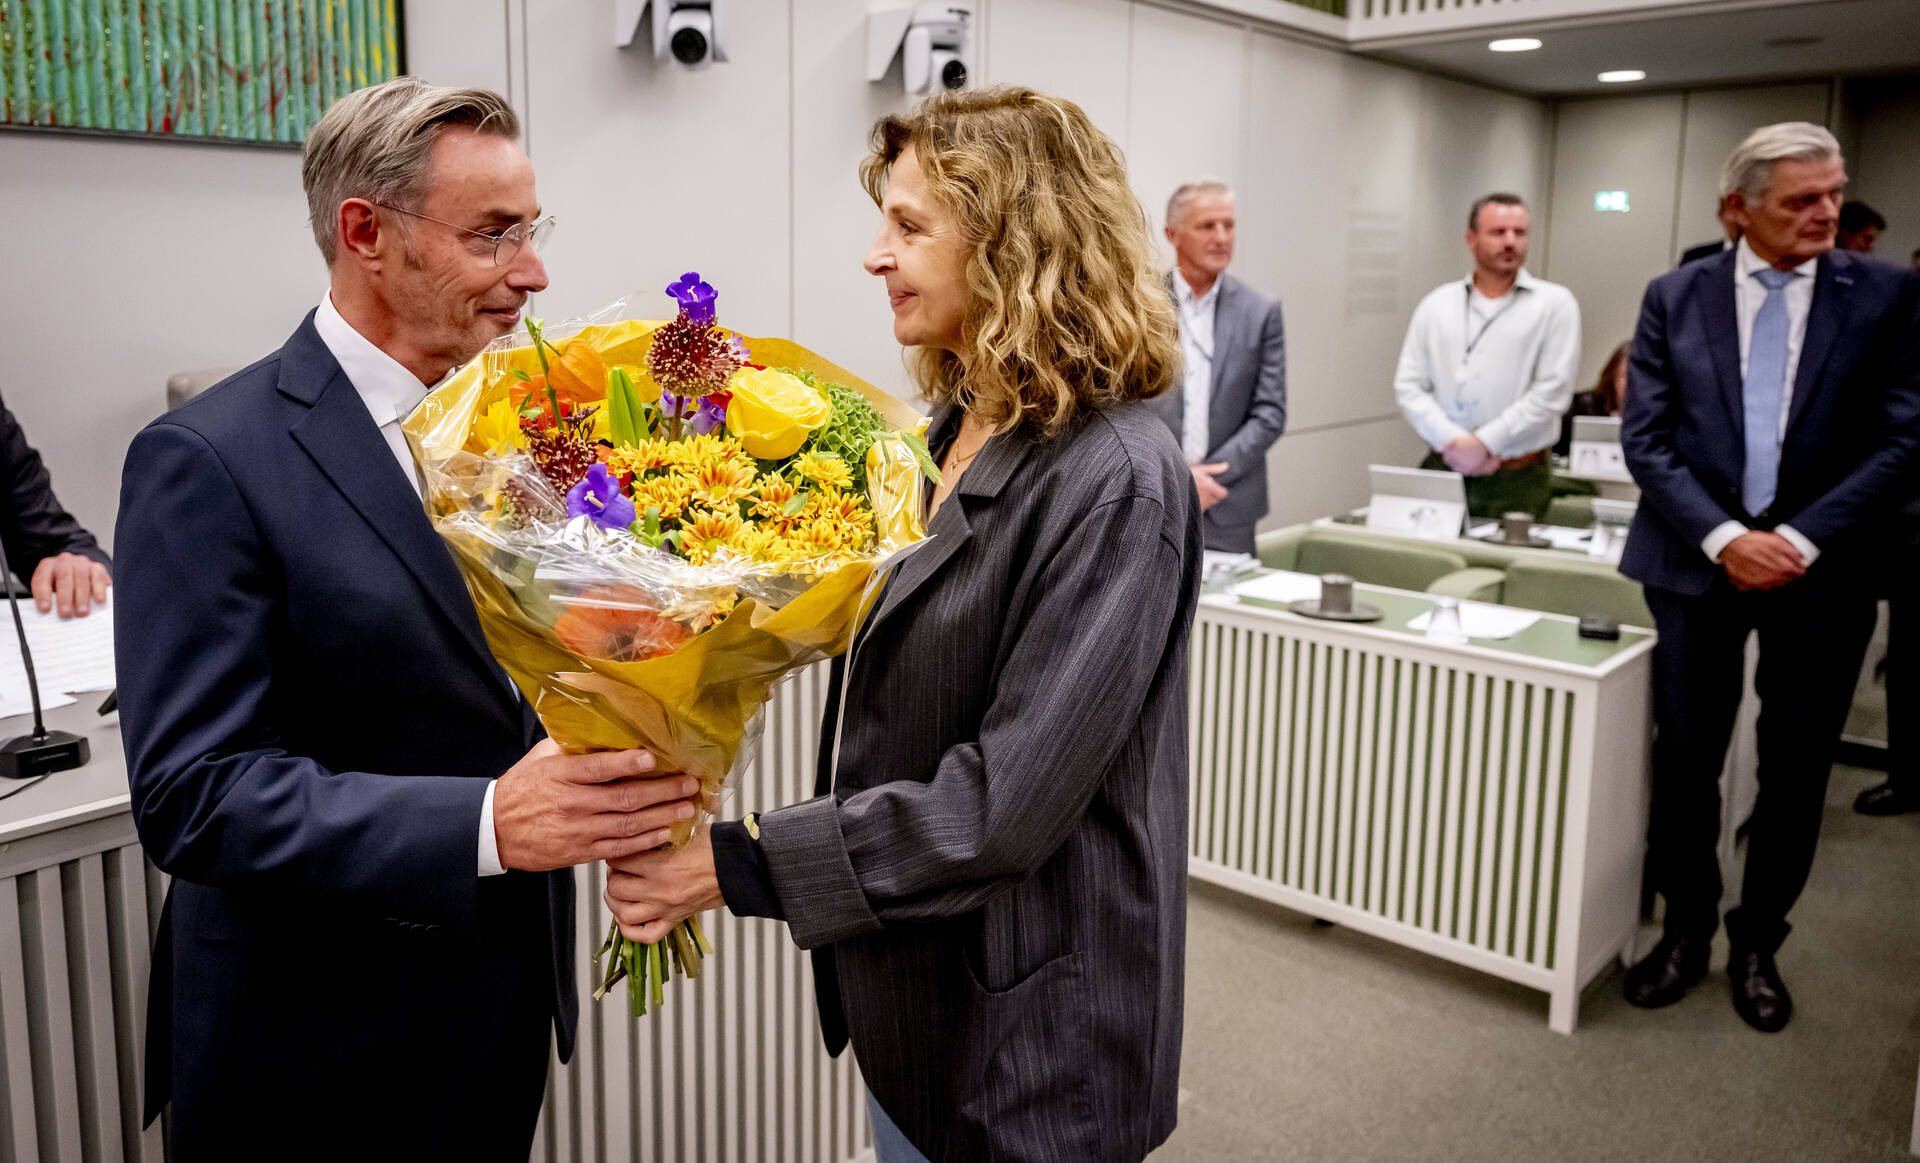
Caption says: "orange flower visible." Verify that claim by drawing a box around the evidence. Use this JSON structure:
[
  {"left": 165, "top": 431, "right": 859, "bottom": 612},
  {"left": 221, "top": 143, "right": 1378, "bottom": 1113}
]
[{"left": 553, "top": 589, "right": 692, "bottom": 662}]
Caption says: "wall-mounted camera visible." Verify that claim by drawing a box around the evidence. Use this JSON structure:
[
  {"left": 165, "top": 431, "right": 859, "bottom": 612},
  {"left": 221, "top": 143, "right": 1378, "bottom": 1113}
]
[
  {"left": 615, "top": 0, "right": 728, "bottom": 67},
  {"left": 867, "top": 2, "right": 973, "bottom": 95}
]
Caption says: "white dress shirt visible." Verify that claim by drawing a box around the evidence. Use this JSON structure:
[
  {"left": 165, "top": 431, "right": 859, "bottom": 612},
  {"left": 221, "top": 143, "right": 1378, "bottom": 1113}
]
[
  {"left": 1393, "top": 268, "right": 1582, "bottom": 460},
  {"left": 313, "top": 294, "right": 508, "bottom": 878},
  {"left": 1173, "top": 271, "right": 1221, "bottom": 465},
  {"left": 1698, "top": 238, "right": 1820, "bottom": 567}
]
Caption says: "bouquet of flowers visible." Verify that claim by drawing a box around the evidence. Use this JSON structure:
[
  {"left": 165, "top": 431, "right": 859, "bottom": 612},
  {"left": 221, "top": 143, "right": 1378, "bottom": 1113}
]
[{"left": 402, "top": 273, "right": 937, "bottom": 1016}]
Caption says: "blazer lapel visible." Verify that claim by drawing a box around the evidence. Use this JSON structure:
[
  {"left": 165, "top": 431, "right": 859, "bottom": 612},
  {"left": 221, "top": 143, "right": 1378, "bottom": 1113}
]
[
  {"left": 1206, "top": 276, "right": 1241, "bottom": 448},
  {"left": 1698, "top": 253, "right": 1745, "bottom": 433},
  {"left": 278, "top": 317, "right": 518, "bottom": 709},
  {"left": 1785, "top": 252, "right": 1851, "bottom": 433},
  {"left": 859, "top": 407, "right": 1033, "bottom": 640}
]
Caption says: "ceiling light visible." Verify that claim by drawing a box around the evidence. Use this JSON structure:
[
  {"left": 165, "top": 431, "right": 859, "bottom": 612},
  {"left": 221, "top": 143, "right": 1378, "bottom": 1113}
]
[
  {"left": 1489, "top": 37, "right": 1543, "bottom": 52},
  {"left": 1598, "top": 69, "right": 1647, "bottom": 83}
]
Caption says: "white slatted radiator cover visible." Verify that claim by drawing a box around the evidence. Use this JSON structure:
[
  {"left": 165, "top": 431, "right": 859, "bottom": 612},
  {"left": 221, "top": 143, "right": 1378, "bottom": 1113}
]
[
  {"left": 1187, "top": 601, "right": 1652, "bottom": 1032},
  {"left": 535, "top": 660, "right": 873, "bottom": 1163},
  {"left": 0, "top": 830, "right": 167, "bottom": 1163}
]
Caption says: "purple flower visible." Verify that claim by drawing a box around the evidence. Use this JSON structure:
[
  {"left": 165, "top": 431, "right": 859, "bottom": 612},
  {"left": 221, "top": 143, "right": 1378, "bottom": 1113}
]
[
  {"left": 691, "top": 396, "right": 728, "bottom": 435},
  {"left": 659, "top": 388, "right": 691, "bottom": 419},
  {"left": 666, "top": 271, "right": 717, "bottom": 326},
  {"left": 566, "top": 463, "right": 637, "bottom": 531}
]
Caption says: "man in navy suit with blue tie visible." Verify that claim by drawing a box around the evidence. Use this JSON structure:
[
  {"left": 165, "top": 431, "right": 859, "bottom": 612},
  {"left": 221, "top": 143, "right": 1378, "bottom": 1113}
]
[
  {"left": 1618, "top": 123, "right": 1920, "bottom": 1032},
  {"left": 115, "top": 78, "right": 697, "bottom": 1156}
]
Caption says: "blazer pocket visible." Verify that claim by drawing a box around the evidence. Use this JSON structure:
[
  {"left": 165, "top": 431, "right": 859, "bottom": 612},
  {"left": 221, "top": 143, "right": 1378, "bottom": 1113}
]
[{"left": 956, "top": 950, "right": 1097, "bottom": 1157}]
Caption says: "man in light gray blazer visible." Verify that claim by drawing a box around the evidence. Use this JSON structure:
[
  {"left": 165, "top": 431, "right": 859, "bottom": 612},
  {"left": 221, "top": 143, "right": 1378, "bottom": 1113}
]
[{"left": 1149, "top": 179, "right": 1288, "bottom": 554}]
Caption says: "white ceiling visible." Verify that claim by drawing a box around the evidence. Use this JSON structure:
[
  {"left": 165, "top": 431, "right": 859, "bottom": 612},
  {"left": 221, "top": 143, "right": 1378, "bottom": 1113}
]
[{"left": 1358, "top": 0, "right": 1920, "bottom": 97}]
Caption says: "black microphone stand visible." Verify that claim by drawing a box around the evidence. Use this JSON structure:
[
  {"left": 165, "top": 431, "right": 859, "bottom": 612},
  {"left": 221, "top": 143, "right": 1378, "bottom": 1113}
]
[{"left": 0, "top": 538, "right": 90, "bottom": 779}]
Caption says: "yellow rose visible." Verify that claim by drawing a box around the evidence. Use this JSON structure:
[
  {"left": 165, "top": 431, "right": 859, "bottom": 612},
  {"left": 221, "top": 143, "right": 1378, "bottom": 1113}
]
[{"left": 726, "top": 368, "right": 831, "bottom": 460}]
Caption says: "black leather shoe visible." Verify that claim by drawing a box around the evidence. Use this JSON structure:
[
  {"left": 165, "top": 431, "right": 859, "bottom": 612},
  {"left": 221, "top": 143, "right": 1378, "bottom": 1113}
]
[
  {"left": 1729, "top": 948, "right": 1792, "bottom": 1032},
  {"left": 1623, "top": 932, "right": 1709, "bottom": 1008},
  {"left": 1854, "top": 782, "right": 1920, "bottom": 816}
]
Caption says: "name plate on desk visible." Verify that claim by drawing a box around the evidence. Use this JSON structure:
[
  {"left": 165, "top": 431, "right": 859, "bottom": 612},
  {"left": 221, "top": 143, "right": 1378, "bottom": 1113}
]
[
  {"left": 1567, "top": 417, "right": 1633, "bottom": 483},
  {"left": 1366, "top": 464, "right": 1467, "bottom": 540}
]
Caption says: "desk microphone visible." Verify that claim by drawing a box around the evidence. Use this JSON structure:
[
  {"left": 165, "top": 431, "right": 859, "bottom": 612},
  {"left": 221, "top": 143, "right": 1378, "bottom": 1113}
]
[{"left": 0, "top": 540, "right": 90, "bottom": 780}]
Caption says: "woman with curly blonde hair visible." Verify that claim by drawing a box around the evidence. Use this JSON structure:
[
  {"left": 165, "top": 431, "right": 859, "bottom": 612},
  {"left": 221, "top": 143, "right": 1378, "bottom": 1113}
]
[{"left": 604, "top": 87, "right": 1199, "bottom": 1162}]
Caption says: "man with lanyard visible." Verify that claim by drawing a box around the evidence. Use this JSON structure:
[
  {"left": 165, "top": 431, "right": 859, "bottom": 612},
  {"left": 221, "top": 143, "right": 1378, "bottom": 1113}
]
[{"left": 1394, "top": 192, "right": 1582, "bottom": 518}]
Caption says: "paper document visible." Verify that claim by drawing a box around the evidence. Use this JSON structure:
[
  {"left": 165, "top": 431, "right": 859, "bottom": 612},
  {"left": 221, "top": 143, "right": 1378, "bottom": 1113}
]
[
  {"left": 1202, "top": 550, "right": 1257, "bottom": 576},
  {"left": 1405, "top": 602, "right": 1542, "bottom": 641},
  {"left": 1232, "top": 570, "right": 1324, "bottom": 605},
  {"left": 0, "top": 594, "right": 117, "bottom": 705}
]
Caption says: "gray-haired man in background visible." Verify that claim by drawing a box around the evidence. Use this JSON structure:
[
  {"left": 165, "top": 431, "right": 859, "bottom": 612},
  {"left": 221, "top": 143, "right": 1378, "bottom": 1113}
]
[{"left": 1148, "top": 179, "right": 1288, "bottom": 555}]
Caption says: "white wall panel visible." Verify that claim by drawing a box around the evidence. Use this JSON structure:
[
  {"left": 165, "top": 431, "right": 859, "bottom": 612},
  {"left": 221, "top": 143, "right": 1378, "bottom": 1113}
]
[
  {"left": 1546, "top": 93, "right": 1685, "bottom": 393},
  {"left": 986, "top": 0, "right": 1134, "bottom": 150},
  {"left": 1672, "top": 82, "right": 1831, "bottom": 262},
  {"left": 1127, "top": 2, "right": 1248, "bottom": 265}
]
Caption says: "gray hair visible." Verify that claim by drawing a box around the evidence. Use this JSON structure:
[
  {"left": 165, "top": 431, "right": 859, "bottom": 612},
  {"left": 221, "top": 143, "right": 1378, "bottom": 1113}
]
[
  {"left": 301, "top": 76, "right": 520, "bottom": 264},
  {"left": 1719, "top": 121, "right": 1840, "bottom": 203},
  {"left": 1165, "top": 179, "right": 1233, "bottom": 229}
]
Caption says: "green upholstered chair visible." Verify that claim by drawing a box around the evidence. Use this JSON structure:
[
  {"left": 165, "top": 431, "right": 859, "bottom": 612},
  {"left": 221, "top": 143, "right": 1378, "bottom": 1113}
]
[
  {"left": 1249, "top": 528, "right": 1504, "bottom": 602},
  {"left": 1500, "top": 556, "right": 1653, "bottom": 628},
  {"left": 1544, "top": 495, "right": 1596, "bottom": 529}
]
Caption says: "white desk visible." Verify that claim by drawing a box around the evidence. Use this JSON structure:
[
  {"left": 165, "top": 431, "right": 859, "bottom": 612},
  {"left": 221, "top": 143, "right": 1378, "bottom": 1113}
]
[
  {"left": 1190, "top": 579, "right": 1656, "bottom": 1033},
  {"left": 0, "top": 680, "right": 870, "bottom": 1163}
]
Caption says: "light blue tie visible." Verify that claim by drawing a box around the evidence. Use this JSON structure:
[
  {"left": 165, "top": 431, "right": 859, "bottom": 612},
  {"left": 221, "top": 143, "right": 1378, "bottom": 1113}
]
[{"left": 1741, "top": 268, "right": 1794, "bottom": 517}]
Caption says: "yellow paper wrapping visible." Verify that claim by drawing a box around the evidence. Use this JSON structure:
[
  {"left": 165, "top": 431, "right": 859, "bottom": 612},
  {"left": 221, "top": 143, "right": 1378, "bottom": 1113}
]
[{"left": 402, "top": 315, "right": 926, "bottom": 848}]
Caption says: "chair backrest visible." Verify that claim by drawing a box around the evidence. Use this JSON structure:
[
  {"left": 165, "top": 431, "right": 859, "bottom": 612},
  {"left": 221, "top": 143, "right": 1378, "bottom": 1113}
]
[
  {"left": 1501, "top": 556, "right": 1653, "bottom": 627},
  {"left": 1255, "top": 527, "right": 1307, "bottom": 571},
  {"left": 1544, "top": 495, "right": 1595, "bottom": 529},
  {"left": 167, "top": 367, "right": 240, "bottom": 411},
  {"left": 1295, "top": 529, "right": 1470, "bottom": 592}
]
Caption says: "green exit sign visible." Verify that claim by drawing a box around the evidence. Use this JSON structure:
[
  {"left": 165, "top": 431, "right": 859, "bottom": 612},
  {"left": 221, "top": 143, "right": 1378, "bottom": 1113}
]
[{"left": 1594, "top": 191, "right": 1630, "bottom": 212}]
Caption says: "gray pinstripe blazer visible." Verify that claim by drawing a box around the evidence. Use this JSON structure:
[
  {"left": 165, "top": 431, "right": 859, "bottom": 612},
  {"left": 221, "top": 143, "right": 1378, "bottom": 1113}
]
[{"left": 754, "top": 400, "right": 1201, "bottom": 1161}]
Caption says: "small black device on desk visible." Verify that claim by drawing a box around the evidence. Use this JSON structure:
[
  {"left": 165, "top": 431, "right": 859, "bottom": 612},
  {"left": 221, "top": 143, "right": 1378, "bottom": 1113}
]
[
  {"left": 0, "top": 543, "right": 91, "bottom": 780},
  {"left": 1577, "top": 613, "right": 1621, "bottom": 641}
]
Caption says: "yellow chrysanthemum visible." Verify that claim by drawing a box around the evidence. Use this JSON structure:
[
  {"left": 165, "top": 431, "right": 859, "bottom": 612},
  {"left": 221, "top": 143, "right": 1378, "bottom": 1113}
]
[
  {"left": 607, "top": 439, "right": 678, "bottom": 478},
  {"left": 683, "top": 455, "right": 757, "bottom": 510},
  {"left": 669, "top": 433, "right": 755, "bottom": 477},
  {"left": 790, "top": 451, "right": 854, "bottom": 490},
  {"left": 471, "top": 397, "right": 528, "bottom": 454},
  {"left": 726, "top": 524, "right": 778, "bottom": 560},
  {"left": 803, "top": 486, "right": 871, "bottom": 528},
  {"left": 750, "top": 475, "right": 800, "bottom": 521},
  {"left": 681, "top": 509, "right": 744, "bottom": 565},
  {"left": 631, "top": 474, "right": 693, "bottom": 522}
]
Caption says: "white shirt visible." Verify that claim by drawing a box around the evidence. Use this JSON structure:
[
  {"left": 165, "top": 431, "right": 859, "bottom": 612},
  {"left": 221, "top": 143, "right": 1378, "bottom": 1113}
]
[
  {"left": 313, "top": 294, "right": 508, "bottom": 878},
  {"left": 1173, "top": 271, "right": 1221, "bottom": 465},
  {"left": 1699, "top": 238, "right": 1821, "bottom": 567},
  {"left": 1393, "top": 268, "right": 1582, "bottom": 461}
]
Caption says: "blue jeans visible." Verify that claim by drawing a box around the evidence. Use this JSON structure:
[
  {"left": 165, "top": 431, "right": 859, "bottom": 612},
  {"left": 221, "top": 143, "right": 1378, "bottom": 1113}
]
[{"left": 867, "top": 1092, "right": 932, "bottom": 1163}]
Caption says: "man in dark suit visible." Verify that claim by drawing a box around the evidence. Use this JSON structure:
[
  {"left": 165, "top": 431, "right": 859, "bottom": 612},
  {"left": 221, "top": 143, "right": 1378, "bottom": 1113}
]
[
  {"left": 1, "top": 395, "right": 112, "bottom": 617},
  {"left": 1146, "top": 180, "right": 1287, "bottom": 554},
  {"left": 1679, "top": 194, "right": 1742, "bottom": 266},
  {"left": 115, "top": 78, "right": 694, "bottom": 1156},
  {"left": 1619, "top": 122, "right": 1920, "bottom": 1032}
]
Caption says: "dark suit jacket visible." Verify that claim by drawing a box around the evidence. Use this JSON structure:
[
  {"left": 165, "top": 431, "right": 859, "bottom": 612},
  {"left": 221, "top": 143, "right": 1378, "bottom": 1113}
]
[
  {"left": 722, "top": 402, "right": 1199, "bottom": 1161},
  {"left": 1679, "top": 238, "right": 1733, "bottom": 267},
  {"left": 0, "top": 392, "right": 109, "bottom": 584},
  {"left": 114, "top": 314, "right": 575, "bottom": 1152},
  {"left": 1621, "top": 248, "right": 1920, "bottom": 596},
  {"left": 1149, "top": 272, "right": 1287, "bottom": 553}
]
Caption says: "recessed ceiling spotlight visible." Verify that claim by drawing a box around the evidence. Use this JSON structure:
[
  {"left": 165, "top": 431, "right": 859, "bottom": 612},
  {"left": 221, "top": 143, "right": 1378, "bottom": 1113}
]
[
  {"left": 1763, "top": 34, "right": 1823, "bottom": 48},
  {"left": 1489, "top": 37, "right": 1543, "bottom": 52},
  {"left": 1598, "top": 69, "right": 1647, "bottom": 83}
]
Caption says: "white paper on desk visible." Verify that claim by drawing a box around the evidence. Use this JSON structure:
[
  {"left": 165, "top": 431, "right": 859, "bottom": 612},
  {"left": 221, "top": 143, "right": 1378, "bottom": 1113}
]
[
  {"left": 0, "top": 686, "right": 76, "bottom": 720},
  {"left": 1405, "top": 602, "right": 1542, "bottom": 640},
  {"left": 1202, "top": 550, "right": 1257, "bottom": 576},
  {"left": 0, "top": 593, "right": 117, "bottom": 699},
  {"left": 1231, "top": 569, "right": 1323, "bottom": 605}
]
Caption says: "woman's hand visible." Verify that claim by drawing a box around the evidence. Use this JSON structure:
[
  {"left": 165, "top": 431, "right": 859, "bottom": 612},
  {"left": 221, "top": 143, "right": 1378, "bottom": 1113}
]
[{"left": 604, "top": 825, "right": 725, "bottom": 944}]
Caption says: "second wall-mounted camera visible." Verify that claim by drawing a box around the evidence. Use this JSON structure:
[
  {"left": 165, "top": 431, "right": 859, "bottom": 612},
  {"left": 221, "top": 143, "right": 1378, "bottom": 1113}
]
[
  {"left": 868, "top": 2, "right": 973, "bottom": 95},
  {"left": 615, "top": 0, "right": 728, "bottom": 67}
]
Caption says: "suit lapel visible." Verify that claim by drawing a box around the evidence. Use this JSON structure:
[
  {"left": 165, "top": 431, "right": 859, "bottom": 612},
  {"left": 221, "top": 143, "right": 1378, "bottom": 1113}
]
[
  {"left": 1699, "top": 253, "right": 1745, "bottom": 433},
  {"left": 1785, "top": 252, "right": 1851, "bottom": 433},
  {"left": 1206, "top": 276, "right": 1240, "bottom": 449},
  {"left": 279, "top": 317, "right": 518, "bottom": 709}
]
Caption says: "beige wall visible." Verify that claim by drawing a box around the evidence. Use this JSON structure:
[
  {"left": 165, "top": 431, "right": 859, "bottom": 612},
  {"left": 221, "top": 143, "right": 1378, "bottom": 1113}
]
[
  {"left": 1, "top": 0, "right": 1556, "bottom": 549},
  {"left": 1542, "top": 81, "right": 1838, "bottom": 389},
  {"left": 1847, "top": 77, "right": 1920, "bottom": 274}
]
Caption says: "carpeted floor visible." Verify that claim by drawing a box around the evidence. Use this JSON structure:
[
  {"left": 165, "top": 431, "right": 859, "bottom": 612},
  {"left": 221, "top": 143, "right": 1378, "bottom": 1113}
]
[{"left": 1154, "top": 763, "right": 1920, "bottom": 1162}]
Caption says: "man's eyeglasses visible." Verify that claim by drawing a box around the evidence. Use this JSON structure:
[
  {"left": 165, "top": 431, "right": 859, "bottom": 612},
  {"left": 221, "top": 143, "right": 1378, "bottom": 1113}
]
[{"left": 372, "top": 203, "right": 556, "bottom": 266}]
